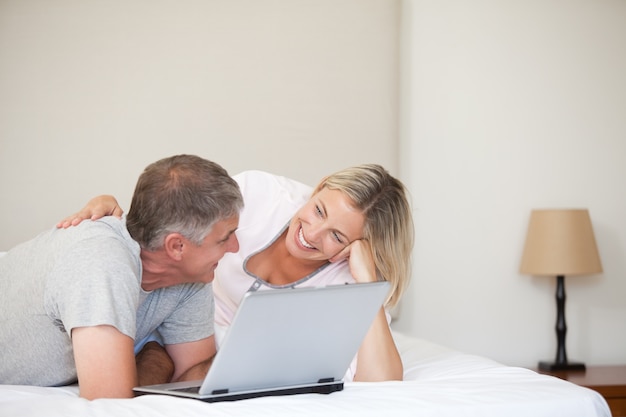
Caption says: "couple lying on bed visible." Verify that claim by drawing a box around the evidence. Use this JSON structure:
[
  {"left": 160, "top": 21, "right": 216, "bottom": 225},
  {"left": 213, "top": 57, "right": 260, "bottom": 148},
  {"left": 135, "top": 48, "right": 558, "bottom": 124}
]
[
  {"left": 0, "top": 155, "right": 414, "bottom": 399},
  {"left": 64, "top": 163, "right": 415, "bottom": 381}
]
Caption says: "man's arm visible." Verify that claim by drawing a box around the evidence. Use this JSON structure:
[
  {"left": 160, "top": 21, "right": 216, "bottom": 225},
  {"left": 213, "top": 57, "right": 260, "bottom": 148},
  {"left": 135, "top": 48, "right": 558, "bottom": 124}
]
[
  {"left": 136, "top": 341, "right": 174, "bottom": 386},
  {"left": 165, "top": 336, "right": 216, "bottom": 382},
  {"left": 72, "top": 325, "right": 137, "bottom": 399}
]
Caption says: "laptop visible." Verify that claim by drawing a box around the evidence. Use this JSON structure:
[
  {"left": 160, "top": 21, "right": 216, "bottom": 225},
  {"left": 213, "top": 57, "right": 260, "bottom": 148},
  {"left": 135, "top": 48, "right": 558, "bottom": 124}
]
[{"left": 133, "top": 281, "right": 389, "bottom": 402}]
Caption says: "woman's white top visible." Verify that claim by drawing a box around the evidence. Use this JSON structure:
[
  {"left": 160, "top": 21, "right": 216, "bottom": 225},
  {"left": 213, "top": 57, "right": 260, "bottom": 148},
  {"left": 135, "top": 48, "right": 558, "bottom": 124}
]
[{"left": 212, "top": 171, "right": 364, "bottom": 378}]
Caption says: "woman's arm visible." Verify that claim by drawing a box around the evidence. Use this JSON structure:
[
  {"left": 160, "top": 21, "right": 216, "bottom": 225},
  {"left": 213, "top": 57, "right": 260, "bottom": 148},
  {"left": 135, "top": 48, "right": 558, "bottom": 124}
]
[
  {"left": 354, "top": 308, "right": 403, "bottom": 381},
  {"left": 57, "top": 195, "right": 124, "bottom": 228},
  {"left": 332, "top": 240, "right": 403, "bottom": 381}
]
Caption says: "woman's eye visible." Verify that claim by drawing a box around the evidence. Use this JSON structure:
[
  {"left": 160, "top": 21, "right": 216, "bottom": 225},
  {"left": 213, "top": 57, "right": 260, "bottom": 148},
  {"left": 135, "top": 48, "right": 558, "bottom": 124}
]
[
  {"left": 315, "top": 205, "right": 323, "bottom": 217},
  {"left": 332, "top": 232, "right": 344, "bottom": 244}
]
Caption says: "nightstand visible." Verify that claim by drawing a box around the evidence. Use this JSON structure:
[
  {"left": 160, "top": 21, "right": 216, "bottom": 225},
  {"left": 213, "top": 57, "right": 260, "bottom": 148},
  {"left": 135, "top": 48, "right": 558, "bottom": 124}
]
[{"left": 536, "top": 365, "right": 626, "bottom": 417}]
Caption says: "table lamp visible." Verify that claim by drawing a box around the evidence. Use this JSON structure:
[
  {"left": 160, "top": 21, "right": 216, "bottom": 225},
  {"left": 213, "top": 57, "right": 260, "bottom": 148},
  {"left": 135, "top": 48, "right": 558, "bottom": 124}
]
[{"left": 519, "top": 209, "right": 602, "bottom": 372}]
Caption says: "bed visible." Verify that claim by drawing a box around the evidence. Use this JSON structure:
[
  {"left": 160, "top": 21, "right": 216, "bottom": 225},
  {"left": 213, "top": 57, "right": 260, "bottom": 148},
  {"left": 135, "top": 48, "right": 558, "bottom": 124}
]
[{"left": 0, "top": 331, "right": 610, "bottom": 417}]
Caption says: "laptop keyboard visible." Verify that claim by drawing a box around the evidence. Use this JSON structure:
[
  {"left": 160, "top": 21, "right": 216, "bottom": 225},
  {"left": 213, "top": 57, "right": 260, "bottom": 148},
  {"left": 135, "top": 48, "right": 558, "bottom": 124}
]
[{"left": 170, "top": 385, "right": 201, "bottom": 394}]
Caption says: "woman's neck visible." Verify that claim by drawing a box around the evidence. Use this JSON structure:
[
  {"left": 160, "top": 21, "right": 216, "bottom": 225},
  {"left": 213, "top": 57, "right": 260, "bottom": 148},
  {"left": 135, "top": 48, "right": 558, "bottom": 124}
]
[{"left": 247, "top": 230, "right": 326, "bottom": 286}]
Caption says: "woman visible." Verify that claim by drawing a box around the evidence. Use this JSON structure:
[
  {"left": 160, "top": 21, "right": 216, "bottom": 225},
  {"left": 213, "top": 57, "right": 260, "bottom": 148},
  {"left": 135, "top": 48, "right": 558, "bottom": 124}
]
[{"left": 60, "top": 164, "right": 414, "bottom": 381}]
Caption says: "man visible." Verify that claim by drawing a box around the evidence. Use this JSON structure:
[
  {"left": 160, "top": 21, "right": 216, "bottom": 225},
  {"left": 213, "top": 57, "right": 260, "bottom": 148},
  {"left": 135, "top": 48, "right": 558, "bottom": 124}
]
[{"left": 0, "top": 154, "right": 243, "bottom": 399}]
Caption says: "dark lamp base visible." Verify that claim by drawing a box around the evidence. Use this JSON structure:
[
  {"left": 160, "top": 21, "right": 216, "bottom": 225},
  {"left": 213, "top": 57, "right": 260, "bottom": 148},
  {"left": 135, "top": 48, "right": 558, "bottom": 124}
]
[{"left": 538, "top": 361, "right": 586, "bottom": 372}]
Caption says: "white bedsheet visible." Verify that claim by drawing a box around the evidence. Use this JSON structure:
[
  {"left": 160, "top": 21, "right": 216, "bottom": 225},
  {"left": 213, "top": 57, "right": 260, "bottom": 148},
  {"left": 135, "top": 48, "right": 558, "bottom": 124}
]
[{"left": 0, "top": 331, "right": 610, "bottom": 417}]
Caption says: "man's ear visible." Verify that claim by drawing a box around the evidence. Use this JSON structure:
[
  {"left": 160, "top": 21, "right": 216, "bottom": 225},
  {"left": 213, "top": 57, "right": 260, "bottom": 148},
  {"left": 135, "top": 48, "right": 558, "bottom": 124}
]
[{"left": 163, "top": 233, "right": 185, "bottom": 260}]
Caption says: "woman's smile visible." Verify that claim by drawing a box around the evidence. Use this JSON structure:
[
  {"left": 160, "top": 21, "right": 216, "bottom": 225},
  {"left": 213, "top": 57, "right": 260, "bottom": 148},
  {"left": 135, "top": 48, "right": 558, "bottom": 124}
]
[{"left": 297, "top": 226, "right": 316, "bottom": 250}]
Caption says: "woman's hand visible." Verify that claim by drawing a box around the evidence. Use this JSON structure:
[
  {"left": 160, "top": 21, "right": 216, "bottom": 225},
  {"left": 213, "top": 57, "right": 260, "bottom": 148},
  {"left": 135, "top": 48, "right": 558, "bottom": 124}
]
[
  {"left": 329, "top": 239, "right": 377, "bottom": 283},
  {"left": 331, "top": 240, "right": 403, "bottom": 381},
  {"left": 56, "top": 195, "right": 124, "bottom": 229}
]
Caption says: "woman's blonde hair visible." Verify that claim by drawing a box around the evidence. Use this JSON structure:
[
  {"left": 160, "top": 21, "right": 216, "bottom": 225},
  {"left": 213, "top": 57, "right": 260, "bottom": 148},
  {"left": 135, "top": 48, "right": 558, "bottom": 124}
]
[{"left": 312, "top": 164, "right": 414, "bottom": 308}]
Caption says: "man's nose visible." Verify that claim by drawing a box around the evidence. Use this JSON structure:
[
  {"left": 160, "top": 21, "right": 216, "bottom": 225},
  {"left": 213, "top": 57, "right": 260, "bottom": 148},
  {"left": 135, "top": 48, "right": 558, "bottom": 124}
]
[{"left": 226, "top": 233, "right": 240, "bottom": 253}]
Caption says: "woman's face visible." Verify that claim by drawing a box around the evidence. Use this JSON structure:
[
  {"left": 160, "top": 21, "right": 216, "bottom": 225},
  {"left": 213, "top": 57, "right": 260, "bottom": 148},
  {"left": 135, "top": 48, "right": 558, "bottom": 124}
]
[{"left": 286, "top": 187, "right": 365, "bottom": 262}]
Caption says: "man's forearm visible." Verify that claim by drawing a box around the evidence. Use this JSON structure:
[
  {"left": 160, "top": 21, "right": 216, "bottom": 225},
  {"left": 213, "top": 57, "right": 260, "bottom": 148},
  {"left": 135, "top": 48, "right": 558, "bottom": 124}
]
[
  {"left": 135, "top": 341, "right": 174, "bottom": 386},
  {"left": 174, "top": 355, "right": 215, "bottom": 382}
]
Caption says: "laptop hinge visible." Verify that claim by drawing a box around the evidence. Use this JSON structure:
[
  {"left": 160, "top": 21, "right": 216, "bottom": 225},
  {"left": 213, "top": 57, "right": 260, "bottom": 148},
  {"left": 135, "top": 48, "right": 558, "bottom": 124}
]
[
  {"left": 211, "top": 389, "right": 229, "bottom": 395},
  {"left": 317, "top": 378, "right": 334, "bottom": 384}
]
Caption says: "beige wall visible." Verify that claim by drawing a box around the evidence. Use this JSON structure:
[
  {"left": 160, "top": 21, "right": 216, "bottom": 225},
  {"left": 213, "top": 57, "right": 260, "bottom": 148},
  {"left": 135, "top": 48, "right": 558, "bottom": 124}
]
[
  {"left": 397, "top": 0, "right": 626, "bottom": 367},
  {"left": 3, "top": 0, "right": 626, "bottom": 368},
  {"left": 0, "top": 0, "right": 399, "bottom": 249}
]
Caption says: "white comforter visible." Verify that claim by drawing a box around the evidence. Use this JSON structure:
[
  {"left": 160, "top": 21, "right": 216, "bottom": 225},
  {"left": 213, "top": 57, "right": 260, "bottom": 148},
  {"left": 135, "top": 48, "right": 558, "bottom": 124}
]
[{"left": 0, "top": 332, "right": 611, "bottom": 417}]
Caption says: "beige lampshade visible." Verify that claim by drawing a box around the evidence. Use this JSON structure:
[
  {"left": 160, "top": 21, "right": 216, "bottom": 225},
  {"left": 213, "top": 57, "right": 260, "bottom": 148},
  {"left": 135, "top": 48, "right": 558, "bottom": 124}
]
[{"left": 520, "top": 209, "right": 603, "bottom": 276}]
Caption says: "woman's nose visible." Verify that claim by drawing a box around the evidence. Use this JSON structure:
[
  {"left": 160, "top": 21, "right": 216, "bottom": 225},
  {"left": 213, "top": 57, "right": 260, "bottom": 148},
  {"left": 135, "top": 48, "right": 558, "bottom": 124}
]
[{"left": 306, "top": 221, "right": 324, "bottom": 242}]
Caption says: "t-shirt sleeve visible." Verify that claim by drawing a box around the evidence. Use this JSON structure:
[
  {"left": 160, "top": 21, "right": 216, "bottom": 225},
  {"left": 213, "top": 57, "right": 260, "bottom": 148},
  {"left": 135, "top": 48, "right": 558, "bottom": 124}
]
[
  {"left": 45, "top": 235, "right": 141, "bottom": 339},
  {"left": 157, "top": 283, "right": 215, "bottom": 345}
]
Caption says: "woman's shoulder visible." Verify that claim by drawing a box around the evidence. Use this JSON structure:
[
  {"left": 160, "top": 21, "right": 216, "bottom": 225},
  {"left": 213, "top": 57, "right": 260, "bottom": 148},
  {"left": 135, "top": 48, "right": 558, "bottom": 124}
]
[{"left": 233, "top": 170, "right": 313, "bottom": 202}]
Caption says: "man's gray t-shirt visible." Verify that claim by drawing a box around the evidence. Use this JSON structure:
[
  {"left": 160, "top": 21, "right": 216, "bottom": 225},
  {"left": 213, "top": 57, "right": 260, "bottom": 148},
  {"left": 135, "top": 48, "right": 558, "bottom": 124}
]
[{"left": 0, "top": 217, "right": 213, "bottom": 386}]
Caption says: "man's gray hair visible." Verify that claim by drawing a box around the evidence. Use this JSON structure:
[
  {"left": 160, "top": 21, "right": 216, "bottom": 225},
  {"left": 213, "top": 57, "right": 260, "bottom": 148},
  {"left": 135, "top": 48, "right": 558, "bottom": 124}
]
[{"left": 126, "top": 154, "right": 243, "bottom": 251}]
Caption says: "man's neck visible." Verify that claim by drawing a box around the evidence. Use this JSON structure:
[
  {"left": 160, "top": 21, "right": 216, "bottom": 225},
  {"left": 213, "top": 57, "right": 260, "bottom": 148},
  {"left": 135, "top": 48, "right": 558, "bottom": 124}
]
[{"left": 140, "top": 249, "right": 178, "bottom": 291}]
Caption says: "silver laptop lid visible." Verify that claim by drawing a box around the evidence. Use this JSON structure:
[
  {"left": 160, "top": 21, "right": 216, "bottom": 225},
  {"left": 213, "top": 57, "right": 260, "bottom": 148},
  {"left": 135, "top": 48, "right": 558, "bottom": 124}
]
[{"left": 199, "top": 281, "right": 389, "bottom": 395}]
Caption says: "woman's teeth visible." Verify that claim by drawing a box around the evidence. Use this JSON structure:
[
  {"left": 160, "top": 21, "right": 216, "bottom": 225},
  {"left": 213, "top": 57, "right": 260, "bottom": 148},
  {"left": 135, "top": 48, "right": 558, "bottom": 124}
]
[{"left": 298, "top": 227, "right": 315, "bottom": 249}]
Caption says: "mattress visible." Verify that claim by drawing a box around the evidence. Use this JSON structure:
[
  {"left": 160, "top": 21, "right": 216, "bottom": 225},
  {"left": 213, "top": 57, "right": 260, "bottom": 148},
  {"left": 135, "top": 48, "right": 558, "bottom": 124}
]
[{"left": 0, "top": 331, "right": 611, "bottom": 417}]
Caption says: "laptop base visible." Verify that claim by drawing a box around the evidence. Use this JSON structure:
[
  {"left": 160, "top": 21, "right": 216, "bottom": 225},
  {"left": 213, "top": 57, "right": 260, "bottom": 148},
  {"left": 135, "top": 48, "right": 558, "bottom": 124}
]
[{"left": 134, "top": 381, "right": 344, "bottom": 402}]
